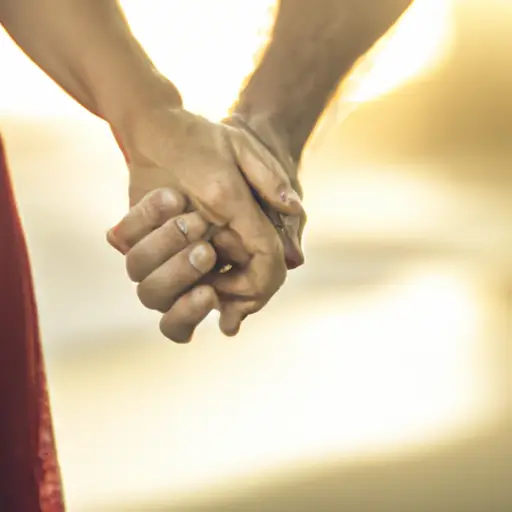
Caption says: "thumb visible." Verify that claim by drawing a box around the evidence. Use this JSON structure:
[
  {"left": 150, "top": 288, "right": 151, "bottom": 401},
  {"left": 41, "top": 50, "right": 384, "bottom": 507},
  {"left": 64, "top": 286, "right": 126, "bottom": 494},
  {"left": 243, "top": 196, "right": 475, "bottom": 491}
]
[
  {"left": 218, "top": 302, "right": 247, "bottom": 337},
  {"left": 227, "top": 126, "right": 304, "bottom": 218}
]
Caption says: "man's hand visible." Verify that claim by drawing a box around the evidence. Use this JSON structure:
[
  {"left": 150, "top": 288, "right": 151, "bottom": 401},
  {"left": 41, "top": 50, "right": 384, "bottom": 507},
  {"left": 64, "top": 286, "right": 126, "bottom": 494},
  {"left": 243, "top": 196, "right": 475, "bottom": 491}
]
[
  {"left": 224, "top": 113, "right": 307, "bottom": 272},
  {"left": 110, "top": 106, "right": 305, "bottom": 335},
  {"left": 107, "top": 185, "right": 303, "bottom": 342}
]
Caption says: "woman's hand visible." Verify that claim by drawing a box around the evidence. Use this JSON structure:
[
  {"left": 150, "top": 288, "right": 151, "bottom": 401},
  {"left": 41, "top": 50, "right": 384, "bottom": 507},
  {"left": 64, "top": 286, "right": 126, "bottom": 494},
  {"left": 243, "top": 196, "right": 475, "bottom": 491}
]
[{"left": 109, "top": 106, "right": 304, "bottom": 335}]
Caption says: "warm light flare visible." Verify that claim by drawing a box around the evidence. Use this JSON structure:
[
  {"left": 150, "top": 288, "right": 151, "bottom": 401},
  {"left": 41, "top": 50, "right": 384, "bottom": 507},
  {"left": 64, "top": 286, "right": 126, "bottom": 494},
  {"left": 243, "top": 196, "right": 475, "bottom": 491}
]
[
  {"left": 53, "top": 264, "right": 497, "bottom": 510},
  {"left": 0, "top": 0, "right": 454, "bottom": 119},
  {"left": 342, "top": 0, "right": 454, "bottom": 105}
]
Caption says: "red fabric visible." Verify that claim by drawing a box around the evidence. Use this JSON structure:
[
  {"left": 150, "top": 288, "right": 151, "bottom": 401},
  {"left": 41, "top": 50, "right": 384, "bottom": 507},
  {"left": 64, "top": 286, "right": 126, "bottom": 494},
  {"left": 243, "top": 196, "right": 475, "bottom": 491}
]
[{"left": 0, "top": 136, "right": 65, "bottom": 511}]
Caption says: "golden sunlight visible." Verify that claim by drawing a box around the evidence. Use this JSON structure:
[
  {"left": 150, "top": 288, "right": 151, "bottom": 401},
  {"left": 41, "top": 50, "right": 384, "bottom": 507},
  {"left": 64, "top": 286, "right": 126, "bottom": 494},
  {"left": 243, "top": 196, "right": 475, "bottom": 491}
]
[
  {"left": 53, "top": 263, "right": 497, "bottom": 510},
  {"left": 342, "top": 0, "right": 454, "bottom": 105},
  {"left": 0, "top": 0, "right": 454, "bottom": 120}
]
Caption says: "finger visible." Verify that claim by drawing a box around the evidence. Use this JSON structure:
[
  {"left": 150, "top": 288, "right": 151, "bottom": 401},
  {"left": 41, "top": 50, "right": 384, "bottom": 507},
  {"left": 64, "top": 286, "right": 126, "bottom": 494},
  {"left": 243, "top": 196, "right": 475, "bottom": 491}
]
[
  {"left": 210, "top": 228, "right": 251, "bottom": 267},
  {"left": 280, "top": 214, "right": 306, "bottom": 270},
  {"left": 218, "top": 300, "right": 254, "bottom": 337},
  {"left": 225, "top": 118, "right": 308, "bottom": 263},
  {"left": 195, "top": 171, "right": 284, "bottom": 258},
  {"left": 213, "top": 251, "right": 287, "bottom": 299},
  {"left": 137, "top": 241, "right": 216, "bottom": 313},
  {"left": 203, "top": 251, "right": 287, "bottom": 337},
  {"left": 228, "top": 127, "right": 304, "bottom": 217},
  {"left": 126, "top": 212, "right": 209, "bottom": 282},
  {"left": 107, "top": 188, "right": 186, "bottom": 254},
  {"left": 209, "top": 193, "right": 305, "bottom": 271},
  {"left": 160, "top": 285, "right": 219, "bottom": 343}
]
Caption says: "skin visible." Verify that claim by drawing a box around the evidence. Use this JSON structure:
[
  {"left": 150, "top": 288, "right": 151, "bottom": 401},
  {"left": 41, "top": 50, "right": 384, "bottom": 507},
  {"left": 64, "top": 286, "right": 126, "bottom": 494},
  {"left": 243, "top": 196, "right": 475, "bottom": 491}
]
[
  {"left": 108, "top": 188, "right": 217, "bottom": 343},
  {"left": 0, "top": 0, "right": 414, "bottom": 341},
  {"left": 112, "top": 107, "right": 305, "bottom": 334},
  {"left": 234, "top": 0, "right": 415, "bottom": 163},
  {"left": 230, "top": 0, "right": 415, "bottom": 269},
  {"left": 111, "top": 0, "right": 415, "bottom": 342},
  {"left": 0, "top": 0, "right": 303, "bottom": 335}
]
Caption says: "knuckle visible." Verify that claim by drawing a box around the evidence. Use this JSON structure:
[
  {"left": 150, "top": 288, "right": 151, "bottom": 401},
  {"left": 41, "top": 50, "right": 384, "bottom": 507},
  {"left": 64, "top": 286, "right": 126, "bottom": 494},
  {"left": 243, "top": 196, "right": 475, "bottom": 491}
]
[
  {"left": 165, "top": 214, "right": 194, "bottom": 242},
  {"left": 160, "top": 216, "right": 185, "bottom": 244},
  {"left": 187, "top": 212, "right": 210, "bottom": 237},
  {"left": 143, "top": 188, "right": 185, "bottom": 225},
  {"left": 253, "top": 260, "right": 286, "bottom": 299},
  {"left": 202, "top": 180, "right": 236, "bottom": 210},
  {"left": 194, "top": 284, "right": 217, "bottom": 308}
]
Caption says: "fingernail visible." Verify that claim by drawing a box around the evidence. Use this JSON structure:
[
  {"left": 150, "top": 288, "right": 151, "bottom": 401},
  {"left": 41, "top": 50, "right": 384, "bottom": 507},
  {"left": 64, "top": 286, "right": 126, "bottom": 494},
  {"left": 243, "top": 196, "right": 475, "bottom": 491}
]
[
  {"left": 176, "top": 217, "right": 188, "bottom": 236},
  {"left": 285, "top": 250, "right": 305, "bottom": 270},
  {"left": 189, "top": 243, "right": 212, "bottom": 273},
  {"left": 280, "top": 188, "right": 303, "bottom": 209}
]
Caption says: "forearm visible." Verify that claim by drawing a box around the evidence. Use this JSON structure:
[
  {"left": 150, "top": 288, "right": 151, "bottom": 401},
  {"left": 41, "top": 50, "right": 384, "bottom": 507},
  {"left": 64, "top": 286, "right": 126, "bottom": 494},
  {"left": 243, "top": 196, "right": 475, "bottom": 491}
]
[
  {"left": 0, "top": 0, "right": 182, "bottom": 127},
  {"left": 233, "top": 0, "right": 413, "bottom": 163}
]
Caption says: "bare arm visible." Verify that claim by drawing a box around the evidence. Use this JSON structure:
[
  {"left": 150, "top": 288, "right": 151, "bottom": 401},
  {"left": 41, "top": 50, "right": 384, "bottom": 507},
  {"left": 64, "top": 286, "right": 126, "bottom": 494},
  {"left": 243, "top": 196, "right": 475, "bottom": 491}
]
[
  {"left": 233, "top": 0, "right": 414, "bottom": 164},
  {"left": 0, "top": 0, "right": 182, "bottom": 127},
  {"left": 0, "top": 0, "right": 307, "bottom": 338}
]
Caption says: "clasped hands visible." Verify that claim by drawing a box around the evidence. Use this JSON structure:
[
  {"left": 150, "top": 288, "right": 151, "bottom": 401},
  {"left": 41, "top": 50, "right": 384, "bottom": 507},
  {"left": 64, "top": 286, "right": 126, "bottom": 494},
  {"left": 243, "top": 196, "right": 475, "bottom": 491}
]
[{"left": 106, "top": 106, "right": 306, "bottom": 342}]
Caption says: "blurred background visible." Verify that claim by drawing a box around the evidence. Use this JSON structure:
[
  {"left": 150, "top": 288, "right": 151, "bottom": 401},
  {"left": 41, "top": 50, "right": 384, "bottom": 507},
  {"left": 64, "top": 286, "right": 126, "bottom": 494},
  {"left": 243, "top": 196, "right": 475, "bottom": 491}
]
[{"left": 1, "top": 0, "right": 511, "bottom": 510}]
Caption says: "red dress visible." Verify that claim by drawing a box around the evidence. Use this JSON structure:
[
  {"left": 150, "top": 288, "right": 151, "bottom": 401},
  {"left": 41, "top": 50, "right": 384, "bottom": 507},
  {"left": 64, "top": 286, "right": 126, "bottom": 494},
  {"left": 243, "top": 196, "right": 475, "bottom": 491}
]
[{"left": 0, "top": 136, "right": 65, "bottom": 511}]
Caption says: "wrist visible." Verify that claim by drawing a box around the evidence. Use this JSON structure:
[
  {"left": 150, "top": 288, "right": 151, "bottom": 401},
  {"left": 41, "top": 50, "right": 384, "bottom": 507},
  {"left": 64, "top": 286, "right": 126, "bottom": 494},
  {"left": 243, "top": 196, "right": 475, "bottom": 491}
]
[
  {"left": 228, "top": 109, "right": 293, "bottom": 162},
  {"left": 231, "top": 102, "right": 308, "bottom": 166},
  {"left": 226, "top": 111, "right": 302, "bottom": 198},
  {"left": 106, "top": 74, "right": 183, "bottom": 163},
  {"left": 104, "top": 72, "right": 183, "bottom": 133}
]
